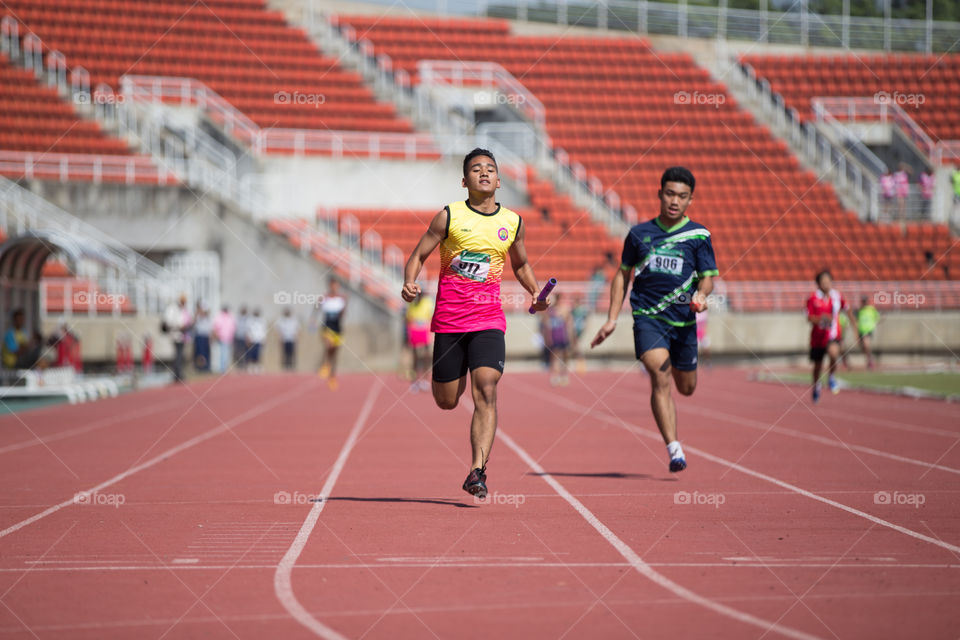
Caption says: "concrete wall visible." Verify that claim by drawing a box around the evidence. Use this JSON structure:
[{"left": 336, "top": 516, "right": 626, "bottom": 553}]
[
  {"left": 506, "top": 310, "right": 960, "bottom": 359},
  {"left": 259, "top": 155, "right": 528, "bottom": 216}
]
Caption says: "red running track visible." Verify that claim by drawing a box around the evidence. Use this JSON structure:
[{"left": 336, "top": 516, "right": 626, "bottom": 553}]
[{"left": 0, "top": 368, "right": 958, "bottom": 639}]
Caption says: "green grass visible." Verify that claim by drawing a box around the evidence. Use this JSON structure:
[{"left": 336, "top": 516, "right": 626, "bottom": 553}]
[{"left": 831, "top": 372, "right": 960, "bottom": 397}]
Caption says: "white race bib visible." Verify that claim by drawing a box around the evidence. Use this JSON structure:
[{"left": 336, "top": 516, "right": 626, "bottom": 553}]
[
  {"left": 650, "top": 254, "right": 684, "bottom": 276},
  {"left": 450, "top": 250, "right": 491, "bottom": 282}
]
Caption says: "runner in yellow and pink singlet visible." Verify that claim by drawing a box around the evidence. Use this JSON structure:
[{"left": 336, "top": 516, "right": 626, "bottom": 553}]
[{"left": 402, "top": 148, "right": 548, "bottom": 499}]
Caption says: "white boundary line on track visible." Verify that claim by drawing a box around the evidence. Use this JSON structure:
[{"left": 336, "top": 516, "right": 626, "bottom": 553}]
[
  {"left": 0, "top": 380, "right": 317, "bottom": 540},
  {"left": 495, "top": 428, "right": 824, "bottom": 640},
  {"left": 273, "top": 382, "right": 381, "bottom": 640},
  {"left": 654, "top": 394, "right": 960, "bottom": 476},
  {"left": 526, "top": 385, "right": 960, "bottom": 556}
]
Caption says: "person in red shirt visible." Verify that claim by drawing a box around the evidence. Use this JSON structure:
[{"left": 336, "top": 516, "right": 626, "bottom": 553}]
[{"left": 806, "top": 270, "right": 858, "bottom": 403}]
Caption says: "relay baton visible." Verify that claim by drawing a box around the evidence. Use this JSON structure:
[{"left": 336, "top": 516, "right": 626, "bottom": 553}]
[{"left": 528, "top": 278, "right": 558, "bottom": 314}]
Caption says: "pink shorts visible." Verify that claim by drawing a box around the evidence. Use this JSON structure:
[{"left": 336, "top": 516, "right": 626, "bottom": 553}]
[{"left": 407, "top": 325, "right": 430, "bottom": 348}]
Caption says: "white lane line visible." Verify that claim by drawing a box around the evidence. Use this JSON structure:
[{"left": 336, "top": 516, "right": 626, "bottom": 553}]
[
  {"left": 0, "top": 380, "right": 317, "bottom": 540},
  {"left": 672, "top": 399, "right": 960, "bottom": 476},
  {"left": 0, "top": 554, "right": 960, "bottom": 572},
  {"left": 4, "top": 561, "right": 960, "bottom": 572},
  {"left": 496, "top": 429, "right": 823, "bottom": 640},
  {"left": 273, "top": 382, "right": 381, "bottom": 640},
  {"left": 532, "top": 386, "right": 960, "bottom": 556}
]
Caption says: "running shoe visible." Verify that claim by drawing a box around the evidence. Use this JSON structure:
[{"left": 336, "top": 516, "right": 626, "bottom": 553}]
[
  {"left": 812, "top": 382, "right": 822, "bottom": 403},
  {"left": 462, "top": 466, "right": 488, "bottom": 499},
  {"left": 669, "top": 456, "right": 687, "bottom": 473},
  {"left": 828, "top": 375, "right": 839, "bottom": 394}
]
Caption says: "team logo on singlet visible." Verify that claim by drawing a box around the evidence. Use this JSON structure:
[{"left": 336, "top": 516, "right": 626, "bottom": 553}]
[
  {"left": 450, "top": 250, "right": 491, "bottom": 282},
  {"left": 498, "top": 227, "right": 509, "bottom": 241}
]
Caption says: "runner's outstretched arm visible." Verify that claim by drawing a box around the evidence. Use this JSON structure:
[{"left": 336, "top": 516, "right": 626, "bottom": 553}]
[
  {"left": 402, "top": 210, "right": 446, "bottom": 302},
  {"left": 508, "top": 223, "right": 547, "bottom": 312},
  {"left": 591, "top": 265, "right": 631, "bottom": 348}
]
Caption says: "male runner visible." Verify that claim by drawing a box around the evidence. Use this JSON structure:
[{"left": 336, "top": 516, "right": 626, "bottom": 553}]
[
  {"left": 806, "top": 270, "right": 858, "bottom": 402},
  {"left": 401, "top": 148, "right": 547, "bottom": 498},
  {"left": 591, "top": 167, "right": 717, "bottom": 472}
]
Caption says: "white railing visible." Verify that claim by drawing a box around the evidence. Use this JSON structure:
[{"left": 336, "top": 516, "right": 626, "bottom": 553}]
[
  {"left": 117, "top": 76, "right": 440, "bottom": 161},
  {"left": 325, "top": 0, "right": 960, "bottom": 54},
  {"left": 732, "top": 62, "right": 888, "bottom": 222},
  {"left": 418, "top": 60, "right": 545, "bottom": 128},
  {"left": 813, "top": 96, "right": 960, "bottom": 168},
  {"left": 272, "top": 216, "right": 403, "bottom": 312},
  {"left": 0, "top": 151, "right": 173, "bottom": 186},
  {"left": 0, "top": 176, "right": 212, "bottom": 318}
]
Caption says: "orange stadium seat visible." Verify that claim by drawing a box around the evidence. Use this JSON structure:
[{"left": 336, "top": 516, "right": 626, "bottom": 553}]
[{"left": 334, "top": 15, "right": 957, "bottom": 282}]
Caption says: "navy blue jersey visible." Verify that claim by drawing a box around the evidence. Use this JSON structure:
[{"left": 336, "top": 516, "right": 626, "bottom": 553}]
[{"left": 620, "top": 216, "right": 718, "bottom": 327}]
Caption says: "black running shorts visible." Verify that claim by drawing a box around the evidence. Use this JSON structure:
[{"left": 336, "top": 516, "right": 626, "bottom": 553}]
[{"left": 432, "top": 329, "right": 505, "bottom": 383}]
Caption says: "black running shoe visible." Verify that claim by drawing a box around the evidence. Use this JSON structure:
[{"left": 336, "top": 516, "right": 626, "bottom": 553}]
[{"left": 462, "top": 466, "right": 487, "bottom": 499}]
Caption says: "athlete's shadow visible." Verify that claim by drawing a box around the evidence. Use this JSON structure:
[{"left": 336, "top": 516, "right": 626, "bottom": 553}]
[
  {"left": 317, "top": 497, "right": 479, "bottom": 509},
  {"left": 527, "top": 471, "right": 652, "bottom": 480}
]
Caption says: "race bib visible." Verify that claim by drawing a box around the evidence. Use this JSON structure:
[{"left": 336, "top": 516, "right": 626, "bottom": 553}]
[
  {"left": 650, "top": 254, "right": 684, "bottom": 275},
  {"left": 450, "top": 250, "right": 491, "bottom": 282}
]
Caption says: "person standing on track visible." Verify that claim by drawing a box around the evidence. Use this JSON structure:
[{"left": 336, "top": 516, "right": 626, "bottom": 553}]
[
  {"left": 806, "top": 270, "right": 858, "bottom": 403},
  {"left": 591, "top": 167, "right": 717, "bottom": 473},
  {"left": 318, "top": 280, "right": 347, "bottom": 390},
  {"left": 401, "top": 148, "right": 548, "bottom": 499}
]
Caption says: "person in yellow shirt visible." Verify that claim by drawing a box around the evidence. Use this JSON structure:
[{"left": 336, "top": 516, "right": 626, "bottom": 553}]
[
  {"left": 405, "top": 290, "right": 434, "bottom": 392},
  {"left": 2, "top": 309, "right": 40, "bottom": 370}
]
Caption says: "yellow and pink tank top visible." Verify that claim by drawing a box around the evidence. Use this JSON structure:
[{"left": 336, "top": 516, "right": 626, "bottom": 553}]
[{"left": 431, "top": 200, "right": 522, "bottom": 334}]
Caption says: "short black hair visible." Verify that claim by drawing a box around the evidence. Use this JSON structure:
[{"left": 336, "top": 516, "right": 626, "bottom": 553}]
[
  {"left": 815, "top": 269, "right": 832, "bottom": 285},
  {"left": 463, "top": 148, "right": 497, "bottom": 177},
  {"left": 660, "top": 166, "right": 695, "bottom": 194}
]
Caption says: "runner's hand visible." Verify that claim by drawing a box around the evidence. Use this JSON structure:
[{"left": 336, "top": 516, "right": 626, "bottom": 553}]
[
  {"left": 591, "top": 320, "right": 616, "bottom": 348},
  {"left": 530, "top": 296, "right": 549, "bottom": 312},
  {"left": 690, "top": 291, "right": 707, "bottom": 313},
  {"left": 401, "top": 282, "right": 421, "bottom": 302}
]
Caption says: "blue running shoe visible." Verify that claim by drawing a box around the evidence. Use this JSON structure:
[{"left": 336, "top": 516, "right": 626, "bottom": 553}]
[
  {"left": 812, "top": 382, "right": 822, "bottom": 403},
  {"left": 828, "top": 375, "right": 839, "bottom": 394},
  {"left": 669, "top": 456, "right": 687, "bottom": 473}
]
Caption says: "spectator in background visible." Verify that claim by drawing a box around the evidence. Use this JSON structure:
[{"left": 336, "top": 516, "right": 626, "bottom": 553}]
[
  {"left": 276, "top": 307, "right": 300, "bottom": 371},
  {"left": 587, "top": 266, "right": 606, "bottom": 310},
  {"left": 2, "top": 309, "right": 42, "bottom": 369},
  {"left": 856, "top": 296, "right": 879, "bottom": 370},
  {"left": 952, "top": 168, "right": 960, "bottom": 204},
  {"left": 212, "top": 305, "right": 235, "bottom": 373},
  {"left": 541, "top": 292, "right": 572, "bottom": 387},
  {"left": 192, "top": 303, "right": 212, "bottom": 372},
  {"left": 570, "top": 294, "right": 589, "bottom": 374},
  {"left": 879, "top": 169, "right": 896, "bottom": 220},
  {"left": 245, "top": 308, "right": 266, "bottom": 373},
  {"left": 233, "top": 305, "right": 249, "bottom": 370},
  {"left": 919, "top": 168, "right": 935, "bottom": 217},
  {"left": 162, "top": 294, "right": 192, "bottom": 382},
  {"left": 405, "top": 289, "right": 433, "bottom": 392},
  {"left": 50, "top": 322, "right": 79, "bottom": 369},
  {"left": 893, "top": 163, "right": 911, "bottom": 231}
]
